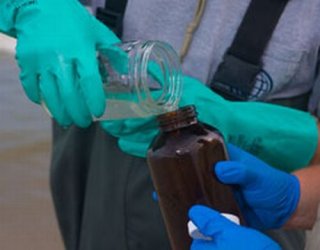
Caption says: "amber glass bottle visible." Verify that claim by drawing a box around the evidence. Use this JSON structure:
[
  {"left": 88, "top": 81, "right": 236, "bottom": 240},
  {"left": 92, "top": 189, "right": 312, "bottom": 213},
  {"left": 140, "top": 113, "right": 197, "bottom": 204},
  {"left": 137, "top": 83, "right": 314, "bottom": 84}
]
[{"left": 147, "top": 105, "right": 243, "bottom": 250}]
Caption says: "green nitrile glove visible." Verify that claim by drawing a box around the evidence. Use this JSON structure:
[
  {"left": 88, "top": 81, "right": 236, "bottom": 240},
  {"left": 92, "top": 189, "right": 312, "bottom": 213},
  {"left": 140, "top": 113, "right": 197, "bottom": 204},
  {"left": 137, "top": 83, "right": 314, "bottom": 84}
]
[
  {"left": 0, "top": 0, "right": 121, "bottom": 127},
  {"left": 101, "top": 116, "right": 159, "bottom": 157},
  {"left": 102, "top": 75, "right": 318, "bottom": 172},
  {"left": 181, "top": 76, "right": 318, "bottom": 171}
]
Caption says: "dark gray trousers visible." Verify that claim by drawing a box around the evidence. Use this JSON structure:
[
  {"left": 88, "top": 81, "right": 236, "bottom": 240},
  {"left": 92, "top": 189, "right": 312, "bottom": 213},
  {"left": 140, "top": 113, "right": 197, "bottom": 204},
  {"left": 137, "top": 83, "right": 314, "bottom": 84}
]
[{"left": 51, "top": 122, "right": 170, "bottom": 250}]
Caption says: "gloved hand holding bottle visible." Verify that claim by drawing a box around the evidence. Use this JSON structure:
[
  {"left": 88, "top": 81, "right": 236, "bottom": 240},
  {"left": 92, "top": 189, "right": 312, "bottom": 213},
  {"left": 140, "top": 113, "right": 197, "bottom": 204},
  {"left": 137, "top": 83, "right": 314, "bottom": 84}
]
[
  {"left": 188, "top": 205, "right": 281, "bottom": 250},
  {"left": 0, "top": 0, "right": 121, "bottom": 127},
  {"left": 215, "top": 143, "right": 300, "bottom": 230}
]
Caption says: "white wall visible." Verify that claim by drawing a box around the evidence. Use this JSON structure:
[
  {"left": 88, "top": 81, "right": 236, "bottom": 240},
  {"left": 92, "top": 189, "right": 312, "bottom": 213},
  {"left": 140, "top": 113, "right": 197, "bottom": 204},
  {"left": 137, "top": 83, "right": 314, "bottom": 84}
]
[{"left": 0, "top": 33, "right": 16, "bottom": 54}]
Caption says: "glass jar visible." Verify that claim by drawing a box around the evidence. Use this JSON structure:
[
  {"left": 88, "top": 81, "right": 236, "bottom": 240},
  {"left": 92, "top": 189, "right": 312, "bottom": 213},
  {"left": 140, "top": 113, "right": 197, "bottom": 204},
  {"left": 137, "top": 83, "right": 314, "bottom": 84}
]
[
  {"left": 41, "top": 40, "right": 182, "bottom": 121},
  {"left": 96, "top": 40, "right": 182, "bottom": 120}
]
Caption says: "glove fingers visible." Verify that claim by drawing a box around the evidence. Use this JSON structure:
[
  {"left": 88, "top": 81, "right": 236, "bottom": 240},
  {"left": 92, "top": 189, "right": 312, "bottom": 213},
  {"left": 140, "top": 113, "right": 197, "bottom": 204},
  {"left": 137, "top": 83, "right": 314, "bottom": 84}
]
[
  {"left": 225, "top": 143, "right": 246, "bottom": 161},
  {"left": 19, "top": 72, "right": 40, "bottom": 103},
  {"left": 93, "top": 18, "right": 127, "bottom": 75},
  {"left": 94, "top": 19, "right": 120, "bottom": 49},
  {"left": 76, "top": 56, "right": 106, "bottom": 118},
  {"left": 215, "top": 161, "right": 252, "bottom": 185},
  {"left": 39, "top": 72, "right": 72, "bottom": 127},
  {"left": 100, "top": 120, "right": 126, "bottom": 136},
  {"left": 189, "top": 205, "right": 233, "bottom": 237},
  {"left": 122, "top": 117, "right": 157, "bottom": 133},
  {"left": 102, "top": 116, "right": 157, "bottom": 137},
  {"left": 98, "top": 45, "right": 129, "bottom": 75},
  {"left": 58, "top": 63, "right": 92, "bottom": 128},
  {"left": 118, "top": 138, "right": 150, "bottom": 157}
]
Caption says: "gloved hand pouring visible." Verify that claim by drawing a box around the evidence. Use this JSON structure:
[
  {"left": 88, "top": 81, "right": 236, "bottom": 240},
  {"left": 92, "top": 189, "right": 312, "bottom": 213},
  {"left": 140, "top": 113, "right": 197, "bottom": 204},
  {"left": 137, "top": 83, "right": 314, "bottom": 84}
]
[
  {"left": 0, "top": 0, "right": 123, "bottom": 127},
  {"left": 1, "top": 0, "right": 317, "bottom": 173}
]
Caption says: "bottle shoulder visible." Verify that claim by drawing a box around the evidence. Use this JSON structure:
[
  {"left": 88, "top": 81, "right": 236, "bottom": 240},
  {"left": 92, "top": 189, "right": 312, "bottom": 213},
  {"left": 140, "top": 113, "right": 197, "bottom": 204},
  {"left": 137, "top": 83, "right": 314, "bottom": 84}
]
[{"left": 148, "top": 123, "right": 225, "bottom": 158}]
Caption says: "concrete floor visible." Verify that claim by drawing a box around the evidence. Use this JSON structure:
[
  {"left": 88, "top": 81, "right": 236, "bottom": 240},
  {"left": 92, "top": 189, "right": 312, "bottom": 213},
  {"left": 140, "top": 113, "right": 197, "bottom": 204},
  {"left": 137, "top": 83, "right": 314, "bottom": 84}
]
[{"left": 0, "top": 34, "right": 64, "bottom": 250}]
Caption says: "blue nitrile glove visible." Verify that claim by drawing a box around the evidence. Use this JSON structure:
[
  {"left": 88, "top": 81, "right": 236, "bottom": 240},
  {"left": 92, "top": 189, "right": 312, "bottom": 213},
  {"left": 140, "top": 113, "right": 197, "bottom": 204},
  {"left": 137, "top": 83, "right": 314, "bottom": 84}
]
[
  {"left": 189, "top": 205, "right": 281, "bottom": 250},
  {"left": 215, "top": 143, "right": 300, "bottom": 230},
  {"left": 102, "top": 75, "right": 317, "bottom": 172},
  {"left": 0, "top": 0, "right": 122, "bottom": 127}
]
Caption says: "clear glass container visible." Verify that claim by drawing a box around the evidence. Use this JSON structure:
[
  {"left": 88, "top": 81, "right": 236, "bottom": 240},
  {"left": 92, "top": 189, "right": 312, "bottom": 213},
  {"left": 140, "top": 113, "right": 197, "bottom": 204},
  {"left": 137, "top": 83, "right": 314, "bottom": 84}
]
[
  {"left": 96, "top": 40, "right": 182, "bottom": 120},
  {"left": 41, "top": 40, "right": 182, "bottom": 121}
]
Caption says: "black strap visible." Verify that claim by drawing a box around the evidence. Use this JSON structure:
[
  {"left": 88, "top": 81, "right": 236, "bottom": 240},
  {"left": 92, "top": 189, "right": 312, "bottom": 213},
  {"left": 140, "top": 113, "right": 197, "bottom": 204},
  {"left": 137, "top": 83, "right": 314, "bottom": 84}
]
[
  {"left": 96, "top": 0, "right": 128, "bottom": 38},
  {"left": 211, "top": 0, "right": 290, "bottom": 101}
]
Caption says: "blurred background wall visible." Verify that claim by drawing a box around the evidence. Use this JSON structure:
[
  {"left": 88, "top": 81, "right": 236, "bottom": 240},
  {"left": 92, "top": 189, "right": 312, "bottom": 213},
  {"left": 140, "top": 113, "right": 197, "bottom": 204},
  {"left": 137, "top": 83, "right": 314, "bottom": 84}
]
[{"left": 0, "top": 34, "right": 64, "bottom": 250}]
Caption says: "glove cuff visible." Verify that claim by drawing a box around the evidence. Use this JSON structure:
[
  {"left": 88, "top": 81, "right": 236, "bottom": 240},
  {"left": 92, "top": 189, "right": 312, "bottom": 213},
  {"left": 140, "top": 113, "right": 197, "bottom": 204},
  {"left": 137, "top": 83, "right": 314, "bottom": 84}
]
[
  {"left": 287, "top": 174, "right": 301, "bottom": 220},
  {"left": 277, "top": 174, "right": 300, "bottom": 228}
]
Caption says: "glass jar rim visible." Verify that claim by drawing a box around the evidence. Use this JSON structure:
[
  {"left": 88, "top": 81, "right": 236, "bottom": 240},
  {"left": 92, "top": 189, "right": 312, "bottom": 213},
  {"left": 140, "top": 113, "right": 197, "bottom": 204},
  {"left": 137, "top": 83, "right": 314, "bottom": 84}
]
[{"left": 128, "top": 40, "right": 182, "bottom": 115}]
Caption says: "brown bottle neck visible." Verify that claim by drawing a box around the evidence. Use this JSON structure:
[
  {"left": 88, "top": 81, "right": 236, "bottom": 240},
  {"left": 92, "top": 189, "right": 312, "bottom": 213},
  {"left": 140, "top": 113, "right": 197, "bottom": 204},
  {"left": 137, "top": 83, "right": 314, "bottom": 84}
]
[{"left": 157, "top": 105, "right": 198, "bottom": 132}]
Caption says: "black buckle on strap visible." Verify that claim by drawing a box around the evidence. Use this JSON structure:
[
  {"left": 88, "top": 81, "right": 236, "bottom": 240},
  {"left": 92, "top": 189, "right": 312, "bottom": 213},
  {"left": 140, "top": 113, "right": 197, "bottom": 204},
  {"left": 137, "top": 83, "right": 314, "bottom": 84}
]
[{"left": 211, "top": 54, "right": 262, "bottom": 101}]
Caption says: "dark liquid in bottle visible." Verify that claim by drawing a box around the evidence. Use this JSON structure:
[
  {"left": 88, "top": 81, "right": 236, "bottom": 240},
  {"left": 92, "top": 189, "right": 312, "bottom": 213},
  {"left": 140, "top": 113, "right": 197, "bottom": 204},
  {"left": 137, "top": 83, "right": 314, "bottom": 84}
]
[{"left": 147, "top": 106, "right": 243, "bottom": 250}]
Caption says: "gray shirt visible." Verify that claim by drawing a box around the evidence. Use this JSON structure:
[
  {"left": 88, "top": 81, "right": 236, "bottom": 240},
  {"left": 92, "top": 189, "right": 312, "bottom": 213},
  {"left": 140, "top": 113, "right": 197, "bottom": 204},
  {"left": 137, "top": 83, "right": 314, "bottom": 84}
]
[{"left": 93, "top": 0, "right": 320, "bottom": 114}]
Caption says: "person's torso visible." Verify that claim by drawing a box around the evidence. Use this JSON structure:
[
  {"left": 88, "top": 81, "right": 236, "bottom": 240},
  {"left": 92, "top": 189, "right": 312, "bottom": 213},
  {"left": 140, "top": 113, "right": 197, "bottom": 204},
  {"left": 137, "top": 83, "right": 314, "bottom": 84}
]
[{"left": 122, "top": 0, "right": 320, "bottom": 108}]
